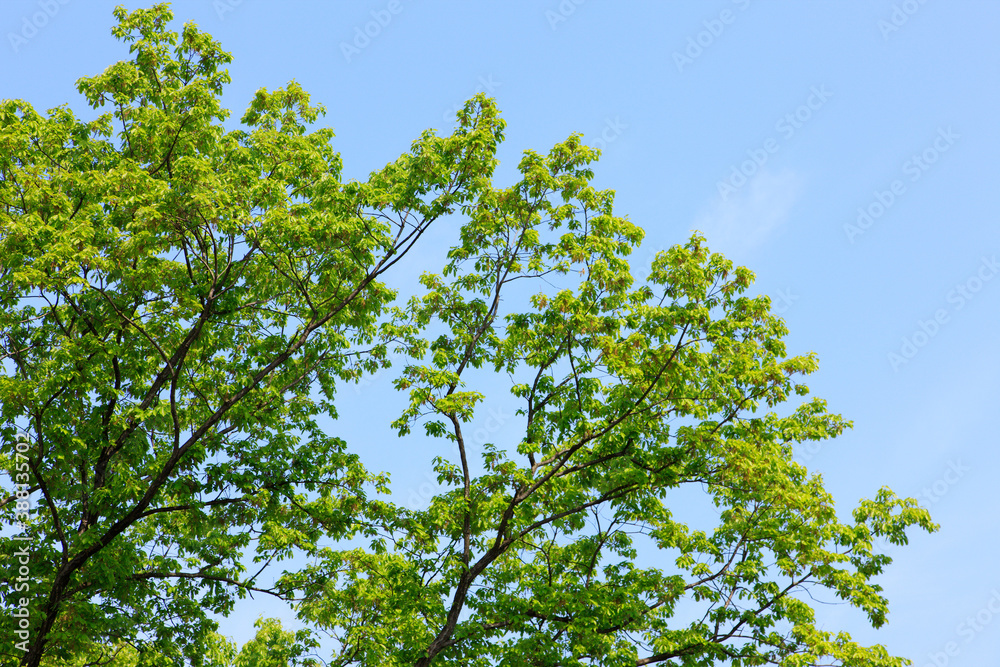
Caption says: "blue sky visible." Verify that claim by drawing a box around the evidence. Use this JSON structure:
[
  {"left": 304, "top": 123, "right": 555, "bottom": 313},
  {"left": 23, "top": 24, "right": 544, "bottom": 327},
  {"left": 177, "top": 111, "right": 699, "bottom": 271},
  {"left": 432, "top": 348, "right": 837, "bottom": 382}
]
[{"left": 3, "top": 1, "right": 999, "bottom": 664}]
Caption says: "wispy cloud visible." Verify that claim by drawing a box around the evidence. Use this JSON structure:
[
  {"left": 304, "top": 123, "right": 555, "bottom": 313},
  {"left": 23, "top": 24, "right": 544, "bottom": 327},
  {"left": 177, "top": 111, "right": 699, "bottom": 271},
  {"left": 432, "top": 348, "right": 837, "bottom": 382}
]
[{"left": 695, "top": 168, "right": 803, "bottom": 255}]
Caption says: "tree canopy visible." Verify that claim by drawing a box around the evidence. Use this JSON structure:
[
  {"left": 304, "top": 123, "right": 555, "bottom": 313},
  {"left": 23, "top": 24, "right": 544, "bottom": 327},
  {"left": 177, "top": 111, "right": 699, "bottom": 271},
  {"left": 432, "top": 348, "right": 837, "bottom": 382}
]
[{"left": 0, "top": 5, "right": 935, "bottom": 667}]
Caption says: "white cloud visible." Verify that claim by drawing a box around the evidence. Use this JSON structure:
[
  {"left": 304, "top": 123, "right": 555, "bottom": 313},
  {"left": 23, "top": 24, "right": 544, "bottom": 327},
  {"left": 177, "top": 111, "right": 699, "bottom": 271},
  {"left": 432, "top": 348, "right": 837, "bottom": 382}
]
[{"left": 694, "top": 168, "right": 803, "bottom": 255}]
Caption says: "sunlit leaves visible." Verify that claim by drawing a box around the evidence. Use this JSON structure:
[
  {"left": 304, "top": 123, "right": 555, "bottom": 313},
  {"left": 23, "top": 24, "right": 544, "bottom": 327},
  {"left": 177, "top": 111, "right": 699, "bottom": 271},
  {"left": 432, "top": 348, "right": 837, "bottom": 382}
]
[{"left": 0, "top": 6, "right": 935, "bottom": 667}]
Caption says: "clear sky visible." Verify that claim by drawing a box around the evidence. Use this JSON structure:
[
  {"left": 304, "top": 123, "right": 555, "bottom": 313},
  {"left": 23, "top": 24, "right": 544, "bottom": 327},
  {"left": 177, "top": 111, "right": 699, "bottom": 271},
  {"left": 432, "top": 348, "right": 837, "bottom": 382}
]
[{"left": 2, "top": 1, "right": 999, "bottom": 664}]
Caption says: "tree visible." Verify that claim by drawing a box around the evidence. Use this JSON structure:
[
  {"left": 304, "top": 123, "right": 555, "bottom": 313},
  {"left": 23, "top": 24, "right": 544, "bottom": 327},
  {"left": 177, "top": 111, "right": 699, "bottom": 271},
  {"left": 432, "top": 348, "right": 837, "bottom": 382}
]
[{"left": 1, "top": 5, "right": 934, "bottom": 667}]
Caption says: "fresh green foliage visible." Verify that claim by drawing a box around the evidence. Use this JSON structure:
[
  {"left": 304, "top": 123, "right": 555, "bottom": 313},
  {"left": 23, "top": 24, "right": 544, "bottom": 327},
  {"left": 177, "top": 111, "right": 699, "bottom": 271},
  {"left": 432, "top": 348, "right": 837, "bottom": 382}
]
[{"left": 0, "top": 6, "right": 935, "bottom": 667}]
